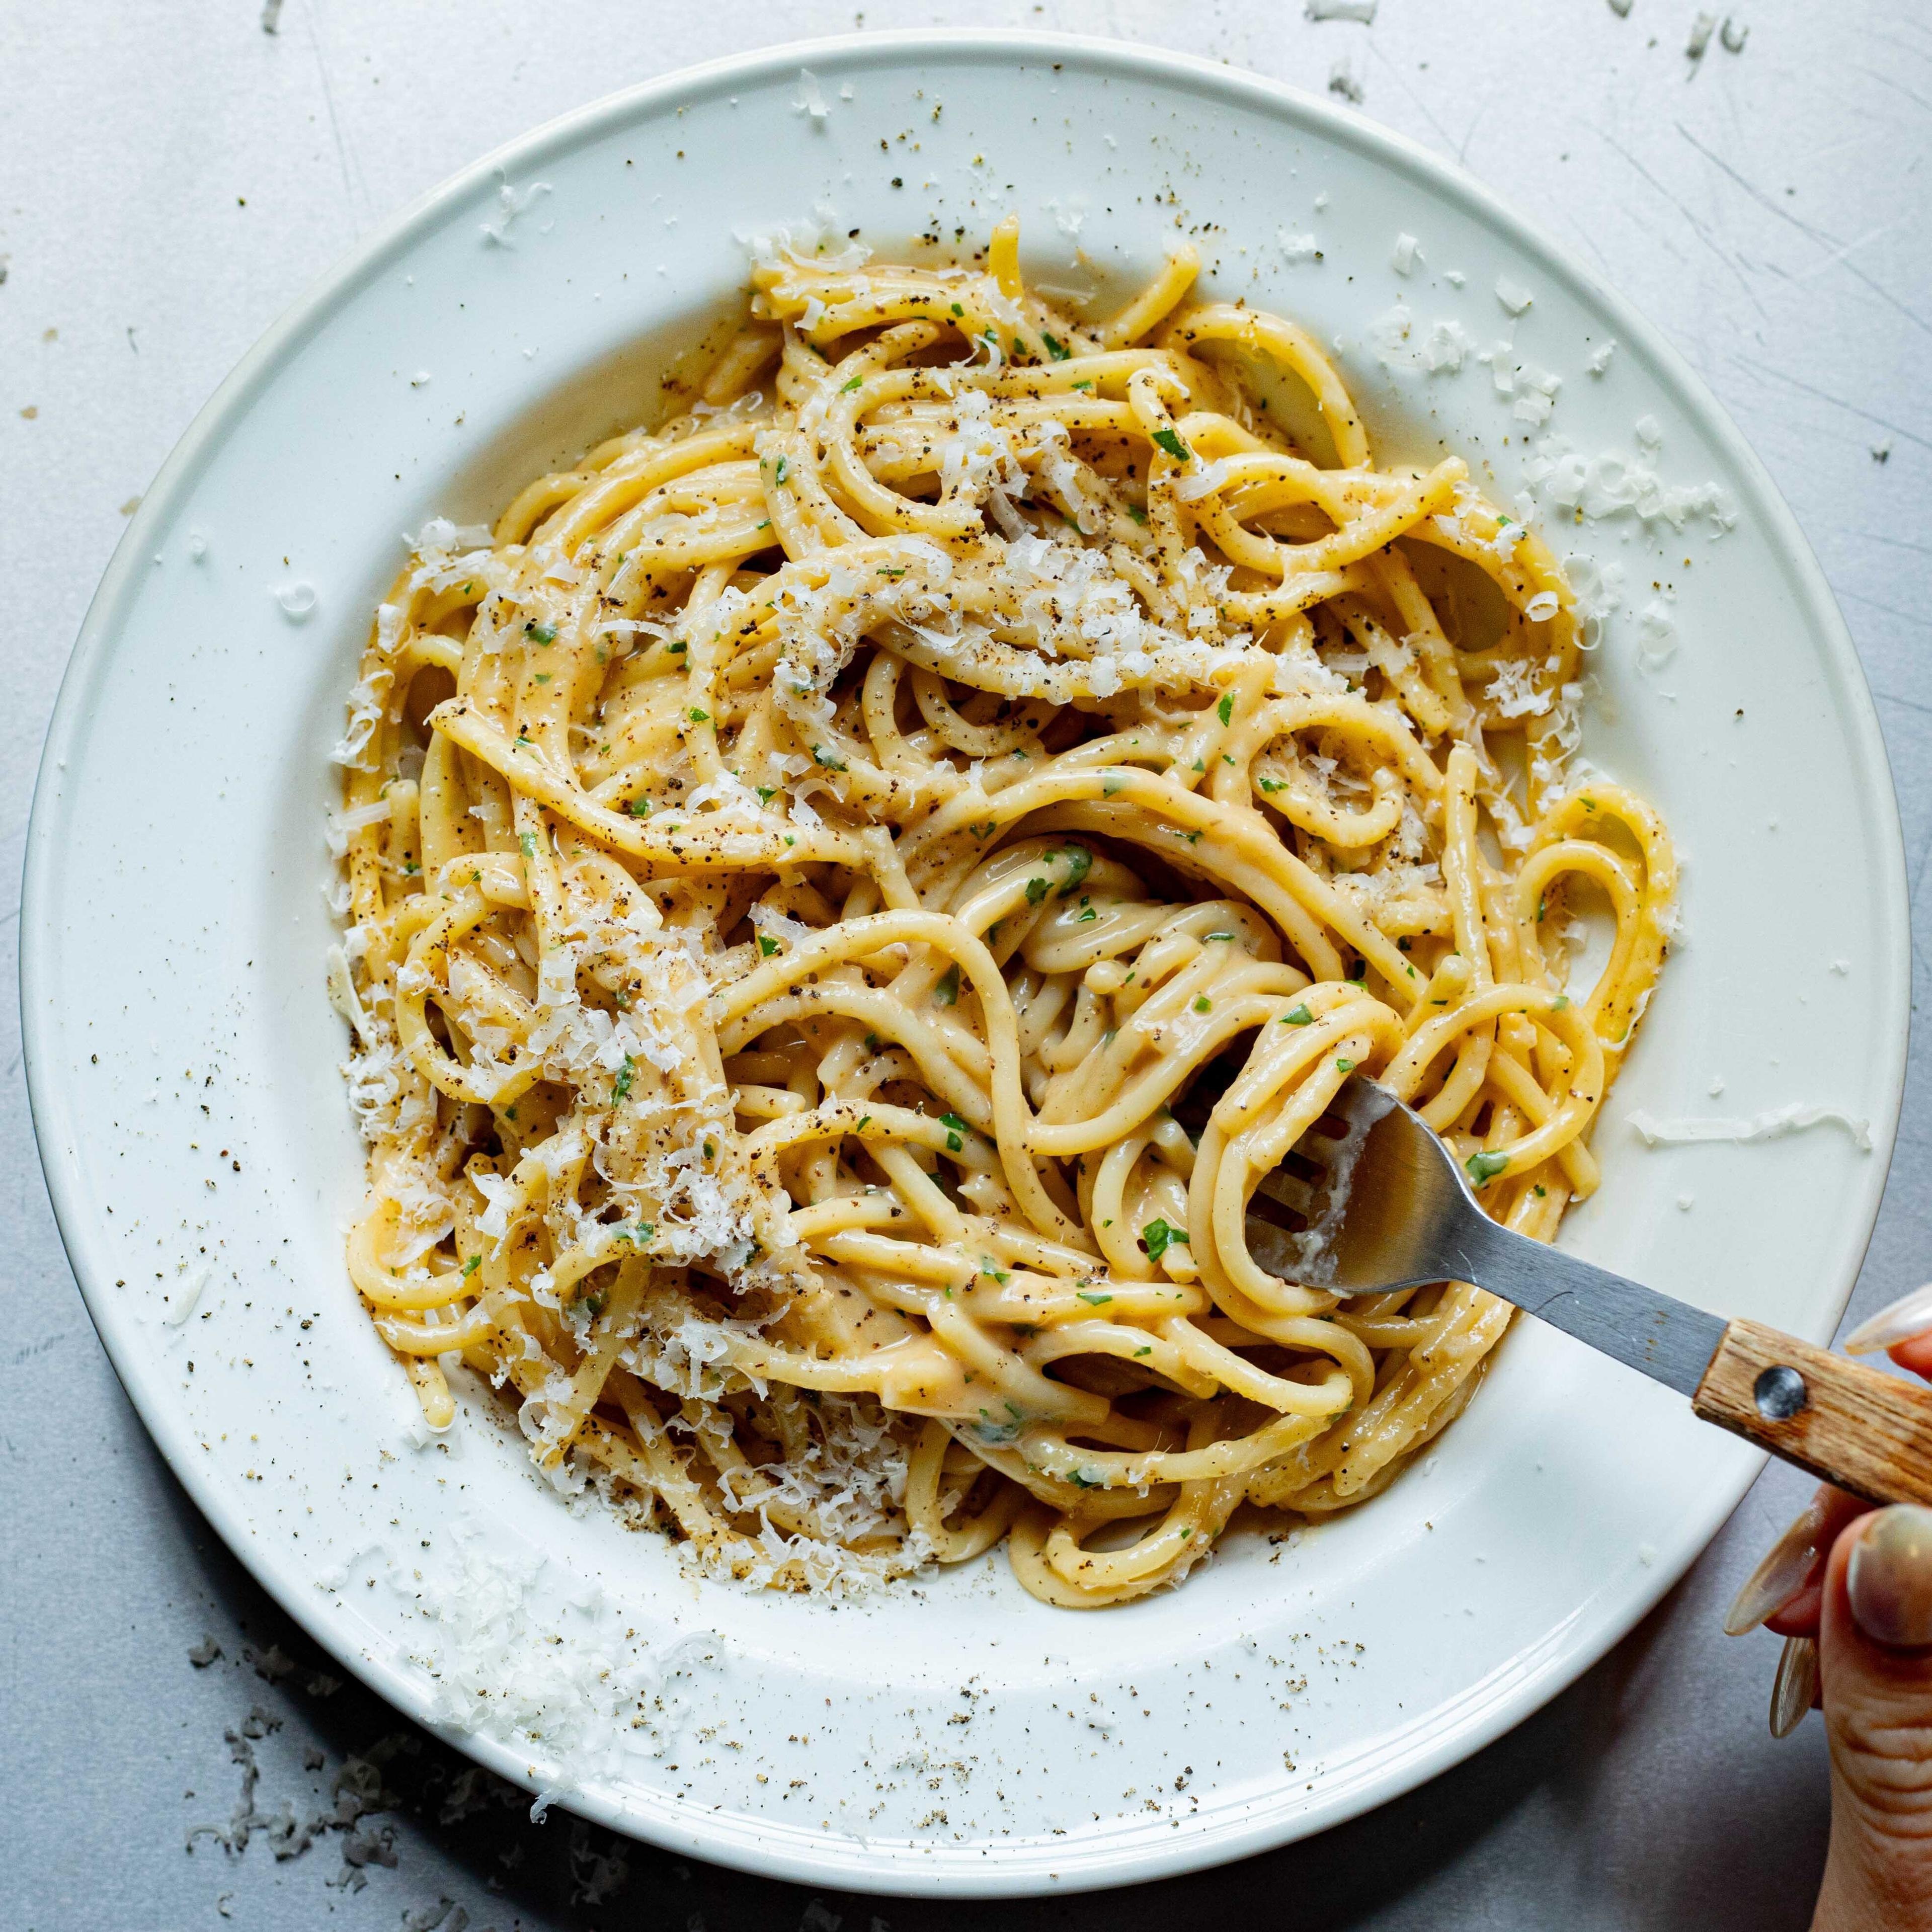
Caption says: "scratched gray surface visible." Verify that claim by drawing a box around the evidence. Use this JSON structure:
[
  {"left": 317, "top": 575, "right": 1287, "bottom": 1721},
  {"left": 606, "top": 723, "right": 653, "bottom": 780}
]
[{"left": 2, "top": 3, "right": 1928, "bottom": 1927}]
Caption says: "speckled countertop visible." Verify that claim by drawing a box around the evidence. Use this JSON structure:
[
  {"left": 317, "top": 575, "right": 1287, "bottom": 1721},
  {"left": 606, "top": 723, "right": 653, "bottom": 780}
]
[{"left": 4, "top": 2, "right": 1929, "bottom": 1927}]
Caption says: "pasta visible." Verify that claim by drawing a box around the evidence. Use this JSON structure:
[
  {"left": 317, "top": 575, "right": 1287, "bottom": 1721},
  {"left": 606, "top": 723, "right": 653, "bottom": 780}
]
[{"left": 326, "top": 219, "right": 1675, "bottom": 1607}]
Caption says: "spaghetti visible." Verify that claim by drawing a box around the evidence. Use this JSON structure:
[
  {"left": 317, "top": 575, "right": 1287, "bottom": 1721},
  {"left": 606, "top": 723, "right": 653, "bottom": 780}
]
[{"left": 327, "top": 219, "right": 1674, "bottom": 1607}]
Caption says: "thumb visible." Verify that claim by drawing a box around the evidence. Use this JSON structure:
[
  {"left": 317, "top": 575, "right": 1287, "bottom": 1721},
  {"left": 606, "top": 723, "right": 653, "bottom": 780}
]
[{"left": 1815, "top": 1506, "right": 1932, "bottom": 1923}]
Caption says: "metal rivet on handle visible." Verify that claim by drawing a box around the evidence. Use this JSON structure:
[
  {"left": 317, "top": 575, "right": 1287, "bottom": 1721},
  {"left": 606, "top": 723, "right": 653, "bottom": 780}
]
[{"left": 1754, "top": 1365, "right": 1809, "bottom": 1422}]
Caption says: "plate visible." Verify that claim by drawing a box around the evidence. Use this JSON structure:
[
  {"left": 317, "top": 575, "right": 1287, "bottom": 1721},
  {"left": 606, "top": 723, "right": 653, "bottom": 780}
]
[{"left": 22, "top": 30, "right": 1908, "bottom": 1896}]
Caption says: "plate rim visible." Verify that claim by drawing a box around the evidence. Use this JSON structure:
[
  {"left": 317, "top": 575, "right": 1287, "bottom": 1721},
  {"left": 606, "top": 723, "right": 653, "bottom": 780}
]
[{"left": 19, "top": 26, "right": 1912, "bottom": 1897}]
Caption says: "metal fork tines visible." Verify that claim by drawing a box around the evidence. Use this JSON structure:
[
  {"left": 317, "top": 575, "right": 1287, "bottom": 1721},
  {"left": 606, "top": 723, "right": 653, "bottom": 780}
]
[{"left": 1247, "top": 1076, "right": 1726, "bottom": 1396}]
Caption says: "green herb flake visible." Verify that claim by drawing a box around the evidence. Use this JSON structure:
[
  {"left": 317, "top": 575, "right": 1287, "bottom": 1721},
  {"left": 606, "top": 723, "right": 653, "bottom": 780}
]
[
  {"left": 1193, "top": 996, "right": 1212, "bottom": 1014},
  {"left": 1142, "top": 1218, "right": 1189, "bottom": 1261},
  {"left": 1025, "top": 876, "right": 1049, "bottom": 907},
  {"left": 524, "top": 621, "right": 556, "bottom": 645},
  {"left": 1283, "top": 1004, "right": 1314, "bottom": 1025},
  {"left": 688, "top": 707, "right": 709, "bottom": 724},
  {"left": 933, "top": 964, "right": 959, "bottom": 1006},
  {"left": 461, "top": 1255, "right": 481, "bottom": 1278},
  {"left": 1466, "top": 1150, "right": 1511, "bottom": 1187},
  {"left": 612, "top": 1054, "right": 635, "bottom": 1103},
  {"left": 841, "top": 375, "right": 864, "bottom": 393},
  {"left": 1076, "top": 1290, "right": 1113, "bottom": 1306},
  {"left": 758, "top": 935, "right": 780, "bottom": 957},
  {"left": 1152, "top": 427, "right": 1191, "bottom": 462},
  {"left": 1217, "top": 692, "right": 1234, "bottom": 726},
  {"left": 1041, "top": 331, "right": 1072, "bottom": 361},
  {"left": 772, "top": 454, "right": 790, "bottom": 486},
  {"left": 518, "top": 831, "right": 537, "bottom": 859},
  {"left": 940, "top": 1110, "right": 968, "bottom": 1153}
]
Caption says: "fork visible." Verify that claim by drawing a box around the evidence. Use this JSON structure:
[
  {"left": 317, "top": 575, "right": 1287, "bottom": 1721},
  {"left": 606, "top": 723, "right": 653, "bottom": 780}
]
[{"left": 1249, "top": 1076, "right": 1932, "bottom": 1506}]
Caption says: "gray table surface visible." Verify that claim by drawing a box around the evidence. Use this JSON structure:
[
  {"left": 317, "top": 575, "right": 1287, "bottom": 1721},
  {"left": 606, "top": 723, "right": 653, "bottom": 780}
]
[{"left": 4, "top": 2, "right": 1928, "bottom": 1925}]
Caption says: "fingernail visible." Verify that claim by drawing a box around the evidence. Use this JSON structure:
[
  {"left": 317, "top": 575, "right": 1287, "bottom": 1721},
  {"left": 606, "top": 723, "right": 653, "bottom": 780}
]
[
  {"left": 1844, "top": 1281, "right": 1932, "bottom": 1355},
  {"left": 1725, "top": 1496, "right": 1830, "bottom": 1635},
  {"left": 1847, "top": 1506, "right": 1932, "bottom": 1647},
  {"left": 1770, "top": 1634, "right": 1818, "bottom": 1738}
]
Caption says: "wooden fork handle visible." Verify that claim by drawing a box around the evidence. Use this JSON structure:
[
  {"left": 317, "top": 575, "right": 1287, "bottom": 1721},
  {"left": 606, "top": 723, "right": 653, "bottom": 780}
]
[{"left": 1692, "top": 1318, "right": 1932, "bottom": 1507}]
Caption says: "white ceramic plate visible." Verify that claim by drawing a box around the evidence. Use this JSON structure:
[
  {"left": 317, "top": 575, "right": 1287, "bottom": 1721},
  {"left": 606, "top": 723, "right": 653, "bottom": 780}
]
[{"left": 23, "top": 30, "right": 1908, "bottom": 1897}]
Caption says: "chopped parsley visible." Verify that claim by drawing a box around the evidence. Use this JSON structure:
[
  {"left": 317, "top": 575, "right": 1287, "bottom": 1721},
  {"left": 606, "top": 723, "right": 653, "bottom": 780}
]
[
  {"left": 1076, "top": 1290, "right": 1113, "bottom": 1306},
  {"left": 461, "top": 1254, "right": 481, "bottom": 1279},
  {"left": 612, "top": 1054, "right": 635, "bottom": 1103},
  {"left": 841, "top": 375, "right": 864, "bottom": 393},
  {"left": 1336, "top": 1058, "right": 1356, "bottom": 1073},
  {"left": 1466, "top": 1150, "right": 1510, "bottom": 1187},
  {"left": 524, "top": 621, "right": 556, "bottom": 644},
  {"left": 1041, "top": 331, "right": 1072, "bottom": 361},
  {"left": 1142, "top": 1218, "right": 1189, "bottom": 1261},
  {"left": 933, "top": 964, "right": 959, "bottom": 1006},
  {"left": 1283, "top": 1004, "right": 1314, "bottom": 1025},
  {"left": 518, "top": 831, "right": 536, "bottom": 859},
  {"left": 772, "top": 454, "right": 790, "bottom": 486},
  {"left": 1193, "top": 996, "right": 1212, "bottom": 1014},
  {"left": 1152, "top": 427, "right": 1191, "bottom": 462},
  {"left": 1217, "top": 692, "right": 1234, "bottom": 726},
  {"left": 939, "top": 1111, "right": 968, "bottom": 1153},
  {"left": 758, "top": 935, "right": 780, "bottom": 957}
]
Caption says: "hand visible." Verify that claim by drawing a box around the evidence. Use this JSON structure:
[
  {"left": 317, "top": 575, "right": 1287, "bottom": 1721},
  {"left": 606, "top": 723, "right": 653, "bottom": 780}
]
[{"left": 1726, "top": 1302, "right": 1932, "bottom": 1930}]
